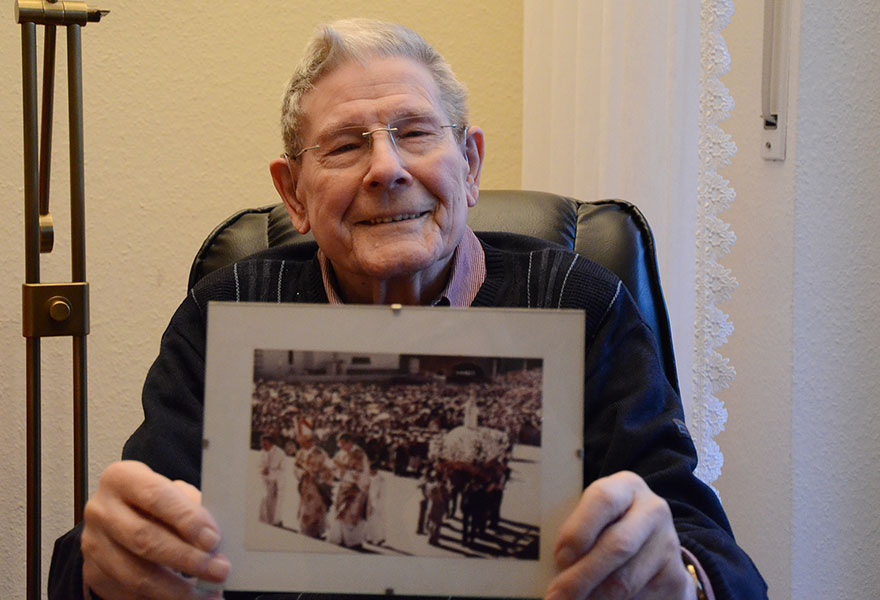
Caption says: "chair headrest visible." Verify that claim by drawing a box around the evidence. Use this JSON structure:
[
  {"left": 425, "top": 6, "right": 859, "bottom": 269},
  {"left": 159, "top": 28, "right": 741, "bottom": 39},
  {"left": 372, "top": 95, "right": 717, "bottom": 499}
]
[{"left": 189, "top": 190, "right": 678, "bottom": 392}]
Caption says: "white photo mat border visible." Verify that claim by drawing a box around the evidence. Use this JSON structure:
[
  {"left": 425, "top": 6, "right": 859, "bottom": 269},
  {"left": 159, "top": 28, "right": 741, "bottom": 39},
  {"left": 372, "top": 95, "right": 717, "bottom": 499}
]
[{"left": 200, "top": 302, "right": 585, "bottom": 598}]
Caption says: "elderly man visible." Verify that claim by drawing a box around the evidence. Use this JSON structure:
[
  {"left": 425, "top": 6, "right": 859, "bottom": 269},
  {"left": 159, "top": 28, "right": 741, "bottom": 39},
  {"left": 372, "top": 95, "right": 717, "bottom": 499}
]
[{"left": 48, "top": 19, "right": 766, "bottom": 600}]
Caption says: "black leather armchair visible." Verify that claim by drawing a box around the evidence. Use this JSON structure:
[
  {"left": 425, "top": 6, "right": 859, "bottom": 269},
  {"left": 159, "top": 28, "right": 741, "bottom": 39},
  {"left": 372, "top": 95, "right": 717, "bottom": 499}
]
[{"left": 189, "top": 190, "right": 678, "bottom": 392}]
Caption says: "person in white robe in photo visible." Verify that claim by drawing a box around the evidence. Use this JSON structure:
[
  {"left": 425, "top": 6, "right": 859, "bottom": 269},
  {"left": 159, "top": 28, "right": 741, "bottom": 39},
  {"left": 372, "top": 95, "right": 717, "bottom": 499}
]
[
  {"left": 258, "top": 435, "right": 285, "bottom": 525},
  {"left": 364, "top": 463, "right": 386, "bottom": 545}
]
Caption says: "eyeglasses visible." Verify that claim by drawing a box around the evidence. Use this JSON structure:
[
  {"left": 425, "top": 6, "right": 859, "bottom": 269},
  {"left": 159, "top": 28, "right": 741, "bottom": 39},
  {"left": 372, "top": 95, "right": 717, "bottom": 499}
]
[{"left": 291, "top": 114, "right": 465, "bottom": 169}]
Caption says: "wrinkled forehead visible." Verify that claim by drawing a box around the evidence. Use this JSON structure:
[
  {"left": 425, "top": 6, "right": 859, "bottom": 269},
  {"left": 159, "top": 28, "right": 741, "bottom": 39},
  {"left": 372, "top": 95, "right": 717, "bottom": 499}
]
[{"left": 298, "top": 56, "right": 449, "bottom": 140}]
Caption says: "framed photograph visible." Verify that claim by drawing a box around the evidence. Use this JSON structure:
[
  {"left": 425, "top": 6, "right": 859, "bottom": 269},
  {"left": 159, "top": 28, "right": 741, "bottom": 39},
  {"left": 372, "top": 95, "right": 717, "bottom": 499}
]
[{"left": 201, "top": 302, "right": 584, "bottom": 598}]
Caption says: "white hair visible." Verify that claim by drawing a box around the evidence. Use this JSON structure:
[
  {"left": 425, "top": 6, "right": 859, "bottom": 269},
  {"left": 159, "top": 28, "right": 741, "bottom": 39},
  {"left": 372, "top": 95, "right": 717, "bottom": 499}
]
[{"left": 280, "top": 18, "right": 469, "bottom": 157}]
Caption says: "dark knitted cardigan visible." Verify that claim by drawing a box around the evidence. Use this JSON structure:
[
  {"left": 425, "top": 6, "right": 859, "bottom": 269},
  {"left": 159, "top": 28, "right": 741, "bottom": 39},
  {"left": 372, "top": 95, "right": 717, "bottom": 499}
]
[{"left": 49, "top": 233, "right": 767, "bottom": 600}]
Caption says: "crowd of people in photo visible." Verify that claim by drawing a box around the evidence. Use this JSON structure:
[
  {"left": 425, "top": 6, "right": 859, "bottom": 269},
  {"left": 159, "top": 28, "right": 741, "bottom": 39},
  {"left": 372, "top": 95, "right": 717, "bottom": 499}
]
[
  {"left": 415, "top": 456, "right": 517, "bottom": 553},
  {"left": 252, "top": 369, "right": 542, "bottom": 554}
]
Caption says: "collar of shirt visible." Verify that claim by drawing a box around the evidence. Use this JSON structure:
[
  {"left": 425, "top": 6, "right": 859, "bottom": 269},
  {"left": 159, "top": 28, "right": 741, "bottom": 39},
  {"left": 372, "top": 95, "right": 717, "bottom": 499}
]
[{"left": 317, "top": 227, "right": 486, "bottom": 307}]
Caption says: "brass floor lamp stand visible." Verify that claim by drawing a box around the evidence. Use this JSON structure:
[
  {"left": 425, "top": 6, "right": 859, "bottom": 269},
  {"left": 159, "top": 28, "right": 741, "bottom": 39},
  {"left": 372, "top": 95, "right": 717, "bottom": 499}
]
[{"left": 15, "top": 2, "right": 107, "bottom": 598}]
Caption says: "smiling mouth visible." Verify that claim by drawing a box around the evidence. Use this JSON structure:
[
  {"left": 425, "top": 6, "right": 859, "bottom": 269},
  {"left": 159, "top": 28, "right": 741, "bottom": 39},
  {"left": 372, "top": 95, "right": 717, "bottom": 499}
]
[{"left": 363, "top": 211, "right": 429, "bottom": 225}]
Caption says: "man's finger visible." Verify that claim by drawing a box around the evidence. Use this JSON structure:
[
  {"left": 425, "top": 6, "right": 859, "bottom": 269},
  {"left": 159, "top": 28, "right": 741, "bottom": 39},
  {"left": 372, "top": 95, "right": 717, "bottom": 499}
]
[
  {"left": 590, "top": 506, "right": 681, "bottom": 599},
  {"left": 173, "top": 478, "right": 204, "bottom": 505},
  {"left": 547, "top": 498, "right": 659, "bottom": 599},
  {"left": 83, "top": 525, "right": 215, "bottom": 600},
  {"left": 554, "top": 471, "right": 644, "bottom": 568},
  {"left": 103, "top": 461, "right": 220, "bottom": 552},
  {"left": 85, "top": 495, "right": 230, "bottom": 584},
  {"left": 631, "top": 554, "right": 695, "bottom": 600}
]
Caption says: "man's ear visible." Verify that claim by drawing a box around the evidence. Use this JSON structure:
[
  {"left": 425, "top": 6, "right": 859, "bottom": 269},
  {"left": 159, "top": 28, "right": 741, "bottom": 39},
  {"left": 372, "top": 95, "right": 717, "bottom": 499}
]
[
  {"left": 463, "top": 126, "right": 485, "bottom": 208},
  {"left": 269, "top": 156, "right": 311, "bottom": 234}
]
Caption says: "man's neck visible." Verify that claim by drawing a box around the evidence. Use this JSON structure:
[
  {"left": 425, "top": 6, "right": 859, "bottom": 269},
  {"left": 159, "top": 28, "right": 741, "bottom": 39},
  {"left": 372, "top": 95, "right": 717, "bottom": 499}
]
[
  {"left": 317, "top": 229, "right": 486, "bottom": 306},
  {"left": 333, "top": 260, "right": 452, "bottom": 305}
]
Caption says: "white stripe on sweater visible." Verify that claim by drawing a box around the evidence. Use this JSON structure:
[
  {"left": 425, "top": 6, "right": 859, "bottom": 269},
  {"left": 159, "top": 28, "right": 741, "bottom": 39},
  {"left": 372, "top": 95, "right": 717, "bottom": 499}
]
[
  {"left": 527, "top": 251, "right": 534, "bottom": 308},
  {"left": 600, "top": 280, "right": 623, "bottom": 323},
  {"left": 558, "top": 254, "right": 580, "bottom": 308},
  {"left": 277, "top": 260, "right": 285, "bottom": 303},
  {"left": 233, "top": 263, "right": 240, "bottom": 302}
]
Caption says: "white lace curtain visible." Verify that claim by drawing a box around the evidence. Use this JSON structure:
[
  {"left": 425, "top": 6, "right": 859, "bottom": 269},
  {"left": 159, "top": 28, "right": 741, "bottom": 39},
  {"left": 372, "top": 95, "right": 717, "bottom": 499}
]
[{"left": 522, "top": 0, "right": 736, "bottom": 486}]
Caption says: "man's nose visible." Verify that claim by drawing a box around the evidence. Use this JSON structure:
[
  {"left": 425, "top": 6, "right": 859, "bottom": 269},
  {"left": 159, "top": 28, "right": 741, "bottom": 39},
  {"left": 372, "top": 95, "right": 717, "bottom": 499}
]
[{"left": 363, "top": 131, "right": 413, "bottom": 190}]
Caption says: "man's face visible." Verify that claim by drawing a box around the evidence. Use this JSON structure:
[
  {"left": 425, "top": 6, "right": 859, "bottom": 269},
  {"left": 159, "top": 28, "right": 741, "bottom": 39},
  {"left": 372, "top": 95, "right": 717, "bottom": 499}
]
[{"left": 271, "top": 56, "right": 484, "bottom": 300}]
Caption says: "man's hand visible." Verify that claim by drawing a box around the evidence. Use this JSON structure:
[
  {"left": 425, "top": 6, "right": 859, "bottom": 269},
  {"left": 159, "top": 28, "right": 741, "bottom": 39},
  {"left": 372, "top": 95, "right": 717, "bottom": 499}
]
[
  {"left": 81, "top": 460, "right": 229, "bottom": 600},
  {"left": 546, "top": 471, "right": 696, "bottom": 600}
]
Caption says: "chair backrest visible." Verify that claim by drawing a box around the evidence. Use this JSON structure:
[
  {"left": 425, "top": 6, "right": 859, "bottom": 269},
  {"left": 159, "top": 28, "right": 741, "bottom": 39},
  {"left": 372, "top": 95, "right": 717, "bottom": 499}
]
[{"left": 189, "top": 189, "right": 679, "bottom": 392}]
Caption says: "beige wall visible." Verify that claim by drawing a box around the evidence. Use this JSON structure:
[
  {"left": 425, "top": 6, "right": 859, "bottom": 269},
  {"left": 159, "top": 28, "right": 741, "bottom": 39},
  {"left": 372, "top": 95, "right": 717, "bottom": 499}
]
[
  {"left": 789, "top": 0, "right": 880, "bottom": 596},
  {"left": 714, "top": 1, "right": 798, "bottom": 597},
  {"left": 0, "top": 2, "right": 522, "bottom": 596},
  {"left": 718, "top": 0, "right": 880, "bottom": 598}
]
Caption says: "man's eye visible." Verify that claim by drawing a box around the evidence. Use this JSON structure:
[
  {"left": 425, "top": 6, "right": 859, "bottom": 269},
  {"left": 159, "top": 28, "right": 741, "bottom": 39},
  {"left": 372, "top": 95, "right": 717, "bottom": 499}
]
[
  {"left": 398, "top": 128, "right": 433, "bottom": 139},
  {"left": 326, "top": 141, "right": 362, "bottom": 155}
]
